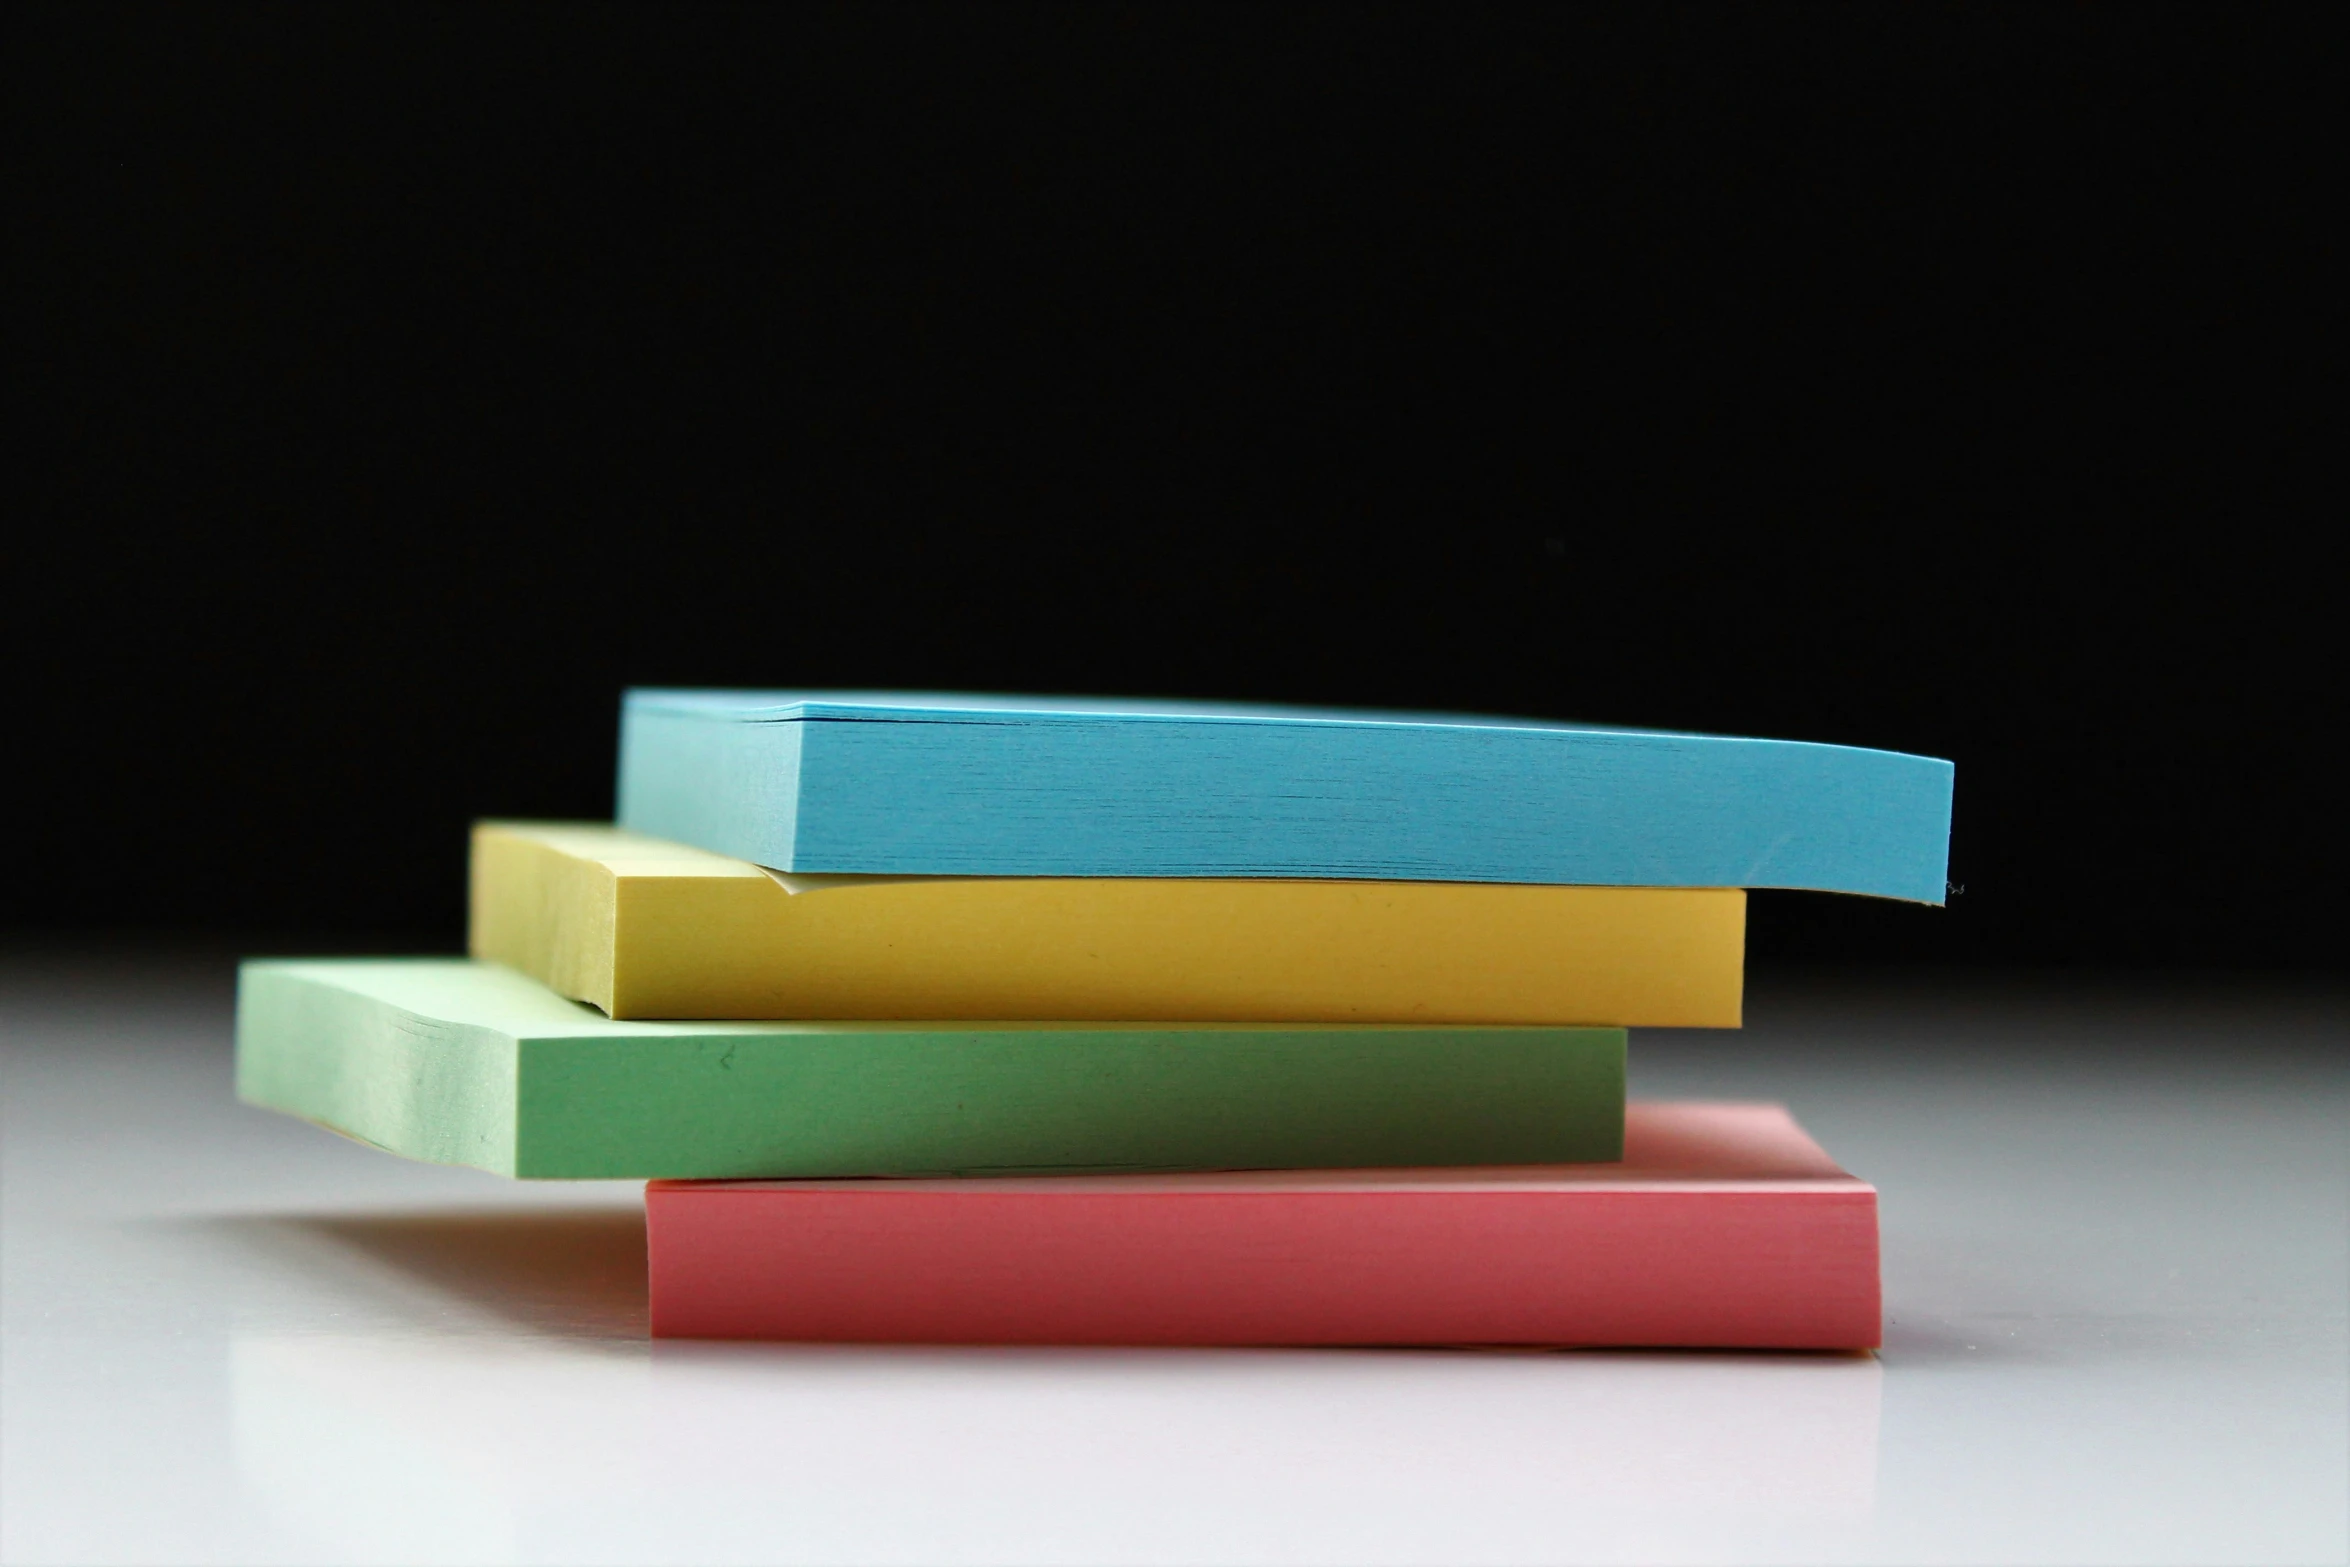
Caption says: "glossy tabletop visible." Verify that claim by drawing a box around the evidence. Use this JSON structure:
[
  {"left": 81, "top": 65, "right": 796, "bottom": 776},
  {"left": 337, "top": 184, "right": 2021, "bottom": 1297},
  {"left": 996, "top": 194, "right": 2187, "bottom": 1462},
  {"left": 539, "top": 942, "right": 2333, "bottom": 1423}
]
[{"left": 3, "top": 955, "right": 2343, "bottom": 1566}]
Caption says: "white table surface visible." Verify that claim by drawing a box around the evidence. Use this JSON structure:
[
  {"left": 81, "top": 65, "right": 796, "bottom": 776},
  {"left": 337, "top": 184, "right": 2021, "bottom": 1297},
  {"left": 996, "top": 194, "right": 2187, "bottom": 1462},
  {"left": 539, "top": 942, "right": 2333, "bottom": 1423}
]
[{"left": 4, "top": 955, "right": 2343, "bottom": 1567}]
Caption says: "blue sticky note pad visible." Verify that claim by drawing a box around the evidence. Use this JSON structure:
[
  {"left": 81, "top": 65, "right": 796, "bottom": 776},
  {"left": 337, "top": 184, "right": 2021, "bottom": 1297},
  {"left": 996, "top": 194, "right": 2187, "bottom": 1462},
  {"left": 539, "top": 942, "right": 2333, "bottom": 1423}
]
[{"left": 616, "top": 691, "right": 1953, "bottom": 901}]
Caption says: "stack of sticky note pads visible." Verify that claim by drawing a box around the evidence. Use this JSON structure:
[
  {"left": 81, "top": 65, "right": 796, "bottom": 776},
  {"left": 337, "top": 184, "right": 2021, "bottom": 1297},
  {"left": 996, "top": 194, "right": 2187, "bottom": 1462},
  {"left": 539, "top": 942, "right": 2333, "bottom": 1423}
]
[{"left": 237, "top": 691, "right": 1952, "bottom": 1348}]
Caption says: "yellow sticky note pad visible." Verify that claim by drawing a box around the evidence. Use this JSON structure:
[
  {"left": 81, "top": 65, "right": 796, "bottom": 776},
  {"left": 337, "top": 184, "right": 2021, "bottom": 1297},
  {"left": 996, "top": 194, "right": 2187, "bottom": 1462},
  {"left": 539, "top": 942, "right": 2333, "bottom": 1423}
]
[{"left": 469, "top": 822, "right": 1743, "bottom": 1026}]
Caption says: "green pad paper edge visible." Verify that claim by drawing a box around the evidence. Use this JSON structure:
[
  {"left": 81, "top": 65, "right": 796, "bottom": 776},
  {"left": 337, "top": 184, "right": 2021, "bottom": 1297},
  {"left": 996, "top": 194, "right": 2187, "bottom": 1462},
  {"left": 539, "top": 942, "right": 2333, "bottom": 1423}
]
[{"left": 235, "top": 960, "right": 1627, "bottom": 1179}]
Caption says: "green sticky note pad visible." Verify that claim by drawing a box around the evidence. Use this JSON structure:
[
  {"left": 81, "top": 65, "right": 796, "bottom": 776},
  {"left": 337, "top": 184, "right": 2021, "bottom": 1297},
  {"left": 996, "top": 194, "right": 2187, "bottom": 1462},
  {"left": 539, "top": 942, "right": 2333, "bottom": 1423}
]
[{"left": 235, "top": 960, "right": 1627, "bottom": 1179}]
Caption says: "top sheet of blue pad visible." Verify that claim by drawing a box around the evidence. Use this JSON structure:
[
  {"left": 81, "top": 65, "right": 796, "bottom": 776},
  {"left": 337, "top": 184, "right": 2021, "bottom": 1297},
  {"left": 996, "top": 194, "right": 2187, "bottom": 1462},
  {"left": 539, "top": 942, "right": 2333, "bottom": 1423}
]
[{"left": 615, "top": 691, "right": 1954, "bottom": 902}]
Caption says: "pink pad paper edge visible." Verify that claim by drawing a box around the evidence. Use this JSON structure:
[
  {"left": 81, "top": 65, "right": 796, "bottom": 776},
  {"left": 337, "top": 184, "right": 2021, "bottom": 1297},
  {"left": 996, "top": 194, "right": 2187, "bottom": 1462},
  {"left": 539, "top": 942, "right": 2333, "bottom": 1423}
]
[{"left": 646, "top": 1102, "right": 1880, "bottom": 1349}]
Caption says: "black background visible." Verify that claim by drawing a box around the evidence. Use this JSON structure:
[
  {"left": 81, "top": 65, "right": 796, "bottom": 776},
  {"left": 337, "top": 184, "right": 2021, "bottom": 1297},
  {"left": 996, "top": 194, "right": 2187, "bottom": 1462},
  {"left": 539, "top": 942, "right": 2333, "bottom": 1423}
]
[{"left": 16, "top": 5, "right": 2330, "bottom": 967}]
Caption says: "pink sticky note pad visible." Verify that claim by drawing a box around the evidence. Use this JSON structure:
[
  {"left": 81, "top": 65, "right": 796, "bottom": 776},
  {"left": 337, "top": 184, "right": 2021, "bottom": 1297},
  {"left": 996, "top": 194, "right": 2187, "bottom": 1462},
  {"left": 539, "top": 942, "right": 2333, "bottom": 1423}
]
[{"left": 646, "top": 1102, "right": 1879, "bottom": 1349}]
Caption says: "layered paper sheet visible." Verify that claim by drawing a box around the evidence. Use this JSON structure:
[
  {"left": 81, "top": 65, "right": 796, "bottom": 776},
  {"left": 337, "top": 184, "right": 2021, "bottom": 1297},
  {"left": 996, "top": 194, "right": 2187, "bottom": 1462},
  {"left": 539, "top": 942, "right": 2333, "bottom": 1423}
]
[
  {"left": 234, "top": 959, "right": 1626, "bottom": 1178},
  {"left": 469, "top": 822, "right": 1745, "bottom": 1024},
  {"left": 617, "top": 690, "right": 1955, "bottom": 901},
  {"left": 647, "top": 1102, "right": 1880, "bottom": 1348}
]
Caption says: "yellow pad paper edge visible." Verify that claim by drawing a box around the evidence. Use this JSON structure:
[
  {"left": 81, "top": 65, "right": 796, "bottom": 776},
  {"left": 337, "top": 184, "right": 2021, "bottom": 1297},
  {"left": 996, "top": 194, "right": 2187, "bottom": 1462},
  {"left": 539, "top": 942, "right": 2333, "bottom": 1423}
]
[{"left": 469, "top": 822, "right": 1744, "bottom": 1026}]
